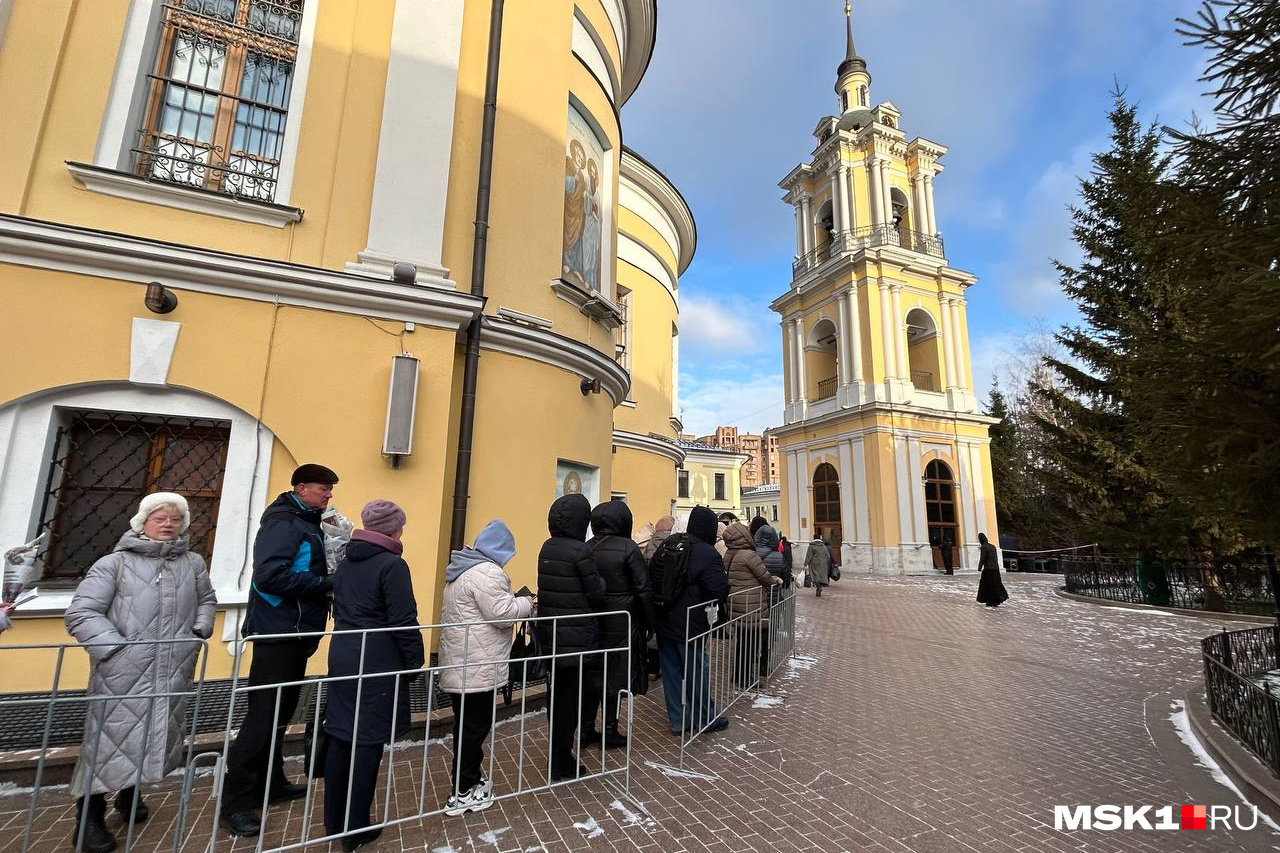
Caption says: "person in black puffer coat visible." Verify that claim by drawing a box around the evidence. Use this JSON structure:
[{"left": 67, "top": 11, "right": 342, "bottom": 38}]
[
  {"left": 535, "top": 494, "right": 607, "bottom": 781},
  {"left": 585, "top": 500, "right": 655, "bottom": 748},
  {"left": 655, "top": 506, "right": 730, "bottom": 734}
]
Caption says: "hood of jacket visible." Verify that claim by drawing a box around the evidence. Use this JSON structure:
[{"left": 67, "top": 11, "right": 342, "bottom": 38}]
[
  {"left": 687, "top": 506, "right": 718, "bottom": 546},
  {"left": 446, "top": 519, "right": 517, "bottom": 582},
  {"left": 753, "top": 525, "right": 780, "bottom": 551},
  {"left": 261, "top": 490, "right": 323, "bottom": 526},
  {"left": 548, "top": 493, "right": 591, "bottom": 541},
  {"left": 590, "top": 499, "right": 633, "bottom": 539},
  {"left": 113, "top": 531, "right": 189, "bottom": 559},
  {"left": 722, "top": 523, "right": 755, "bottom": 551}
]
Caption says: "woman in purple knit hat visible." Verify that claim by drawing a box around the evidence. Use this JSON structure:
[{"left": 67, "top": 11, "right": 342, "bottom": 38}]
[{"left": 323, "top": 500, "right": 424, "bottom": 851}]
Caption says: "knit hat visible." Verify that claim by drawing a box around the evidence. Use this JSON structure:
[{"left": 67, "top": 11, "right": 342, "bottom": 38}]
[
  {"left": 361, "top": 499, "right": 406, "bottom": 535},
  {"left": 130, "top": 492, "right": 191, "bottom": 534},
  {"left": 655, "top": 515, "right": 676, "bottom": 533}
]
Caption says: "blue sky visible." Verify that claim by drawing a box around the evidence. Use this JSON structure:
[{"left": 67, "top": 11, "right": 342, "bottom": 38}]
[{"left": 622, "top": 0, "right": 1217, "bottom": 436}]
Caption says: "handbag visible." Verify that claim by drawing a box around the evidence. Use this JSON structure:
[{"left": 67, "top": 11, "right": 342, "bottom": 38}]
[
  {"left": 509, "top": 621, "right": 548, "bottom": 687},
  {"left": 802, "top": 570, "right": 812, "bottom": 588},
  {"left": 830, "top": 564, "right": 842, "bottom": 582}
]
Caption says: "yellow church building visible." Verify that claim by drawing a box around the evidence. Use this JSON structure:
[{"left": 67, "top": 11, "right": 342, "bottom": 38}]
[
  {"left": 772, "top": 8, "right": 999, "bottom": 574},
  {"left": 0, "top": 0, "right": 692, "bottom": 687}
]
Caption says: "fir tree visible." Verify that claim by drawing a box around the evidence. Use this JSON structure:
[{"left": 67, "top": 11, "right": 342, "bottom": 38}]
[
  {"left": 985, "top": 382, "right": 1023, "bottom": 536},
  {"left": 1128, "top": 0, "right": 1280, "bottom": 542},
  {"left": 1031, "top": 90, "right": 1197, "bottom": 550}
]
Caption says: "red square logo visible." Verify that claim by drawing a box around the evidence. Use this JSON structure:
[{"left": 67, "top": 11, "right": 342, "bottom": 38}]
[{"left": 1181, "top": 805, "right": 1206, "bottom": 830}]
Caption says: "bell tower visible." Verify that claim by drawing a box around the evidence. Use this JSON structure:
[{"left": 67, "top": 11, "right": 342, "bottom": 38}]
[{"left": 769, "top": 3, "right": 1000, "bottom": 576}]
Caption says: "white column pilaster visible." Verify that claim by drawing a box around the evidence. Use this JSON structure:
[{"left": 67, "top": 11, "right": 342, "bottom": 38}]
[
  {"left": 829, "top": 169, "right": 846, "bottom": 236},
  {"left": 939, "top": 297, "right": 957, "bottom": 389},
  {"left": 782, "top": 320, "right": 795, "bottom": 405},
  {"left": 837, "top": 440, "right": 856, "bottom": 556},
  {"left": 793, "top": 203, "right": 805, "bottom": 260},
  {"left": 954, "top": 299, "right": 970, "bottom": 389},
  {"left": 912, "top": 177, "right": 927, "bottom": 236},
  {"left": 794, "top": 315, "right": 808, "bottom": 404},
  {"left": 800, "top": 194, "right": 814, "bottom": 256},
  {"left": 842, "top": 165, "right": 857, "bottom": 231},
  {"left": 877, "top": 280, "right": 895, "bottom": 381},
  {"left": 924, "top": 174, "right": 938, "bottom": 236},
  {"left": 847, "top": 285, "right": 865, "bottom": 387},
  {"left": 868, "top": 160, "right": 883, "bottom": 226},
  {"left": 891, "top": 284, "right": 907, "bottom": 382},
  {"left": 347, "top": 0, "right": 464, "bottom": 284},
  {"left": 836, "top": 291, "right": 853, "bottom": 386},
  {"left": 851, "top": 438, "right": 871, "bottom": 543},
  {"left": 880, "top": 160, "right": 893, "bottom": 228},
  {"left": 908, "top": 437, "right": 926, "bottom": 544}
]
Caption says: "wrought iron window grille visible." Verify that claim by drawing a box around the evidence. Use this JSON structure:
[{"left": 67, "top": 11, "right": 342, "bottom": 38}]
[{"left": 36, "top": 410, "right": 231, "bottom": 583}]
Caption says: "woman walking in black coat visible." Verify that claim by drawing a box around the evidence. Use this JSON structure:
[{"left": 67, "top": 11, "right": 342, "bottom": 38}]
[
  {"left": 323, "top": 501, "right": 424, "bottom": 851},
  {"left": 975, "top": 532, "right": 1009, "bottom": 608},
  {"left": 585, "top": 500, "right": 656, "bottom": 748},
  {"left": 535, "top": 494, "right": 607, "bottom": 781}
]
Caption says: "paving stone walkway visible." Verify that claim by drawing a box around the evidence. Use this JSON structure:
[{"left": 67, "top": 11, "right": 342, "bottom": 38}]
[{"left": 5, "top": 572, "right": 1279, "bottom": 852}]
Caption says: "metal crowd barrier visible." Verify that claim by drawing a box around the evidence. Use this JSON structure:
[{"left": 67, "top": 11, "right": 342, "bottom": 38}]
[
  {"left": 677, "top": 585, "right": 795, "bottom": 768},
  {"left": 0, "top": 611, "right": 634, "bottom": 853}
]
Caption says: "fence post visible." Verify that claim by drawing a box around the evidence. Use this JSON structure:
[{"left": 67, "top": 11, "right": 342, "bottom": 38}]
[
  {"left": 1221, "top": 629, "right": 1233, "bottom": 673},
  {"left": 1266, "top": 684, "right": 1280, "bottom": 776}
]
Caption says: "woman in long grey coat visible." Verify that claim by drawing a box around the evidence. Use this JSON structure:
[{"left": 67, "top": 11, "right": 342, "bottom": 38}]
[
  {"left": 65, "top": 493, "right": 216, "bottom": 853},
  {"left": 804, "top": 538, "right": 831, "bottom": 597}
]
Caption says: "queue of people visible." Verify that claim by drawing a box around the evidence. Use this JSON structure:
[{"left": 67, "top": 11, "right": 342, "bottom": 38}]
[{"left": 35, "top": 460, "right": 807, "bottom": 853}]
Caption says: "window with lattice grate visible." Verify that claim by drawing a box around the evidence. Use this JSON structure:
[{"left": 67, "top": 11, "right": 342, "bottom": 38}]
[
  {"left": 37, "top": 410, "right": 231, "bottom": 582},
  {"left": 133, "top": 0, "right": 305, "bottom": 201}
]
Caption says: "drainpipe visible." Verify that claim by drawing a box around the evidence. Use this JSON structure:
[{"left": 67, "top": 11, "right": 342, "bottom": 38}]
[{"left": 450, "top": 0, "right": 505, "bottom": 551}]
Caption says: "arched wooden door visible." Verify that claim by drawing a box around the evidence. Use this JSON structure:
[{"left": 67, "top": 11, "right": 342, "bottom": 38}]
[
  {"left": 924, "top": 460, "right": 959, "bottom": 567},
  {"left": 812, "top": 462, "right": 842, "bottom": 562}
]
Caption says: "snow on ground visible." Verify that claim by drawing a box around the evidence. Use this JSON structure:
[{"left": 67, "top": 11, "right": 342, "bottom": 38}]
[
  {"left": 477, "top": 826, "right": 511, "bottom": 845},
  {"left": 752, "top": 694, "right": 784, "bottom": 710},
  {"left": 572, "top": 817, "right": 604, "bottom": 839},
  {"left": 1168, "top": 699, "right": 1280, "bottom": 835}
]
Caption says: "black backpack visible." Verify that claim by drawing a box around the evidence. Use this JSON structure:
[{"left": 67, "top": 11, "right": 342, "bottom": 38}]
[{"left": 650, "top": 532, "right": 691, "bottom": 613}]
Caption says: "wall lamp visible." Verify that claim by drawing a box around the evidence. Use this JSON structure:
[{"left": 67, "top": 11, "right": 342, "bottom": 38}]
[
  {"left": 144, "top": 281, "right": 178, "bottom": 314},
  {"left": 580, "top": 376, "right": 602, "bottom": 396}
]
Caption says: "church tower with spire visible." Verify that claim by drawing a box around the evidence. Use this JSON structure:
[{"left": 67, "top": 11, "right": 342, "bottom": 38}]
[{"left": 771, "top": 3, "right": 999, "bottom": 574}]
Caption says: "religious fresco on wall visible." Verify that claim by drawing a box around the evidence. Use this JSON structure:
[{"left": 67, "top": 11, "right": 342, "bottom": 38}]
[
  {"left": 556, "top": 459, "right": 599, "bottom": 506},
  {"left": 563, "top": 106, "right": 605, "bottom": 292}
]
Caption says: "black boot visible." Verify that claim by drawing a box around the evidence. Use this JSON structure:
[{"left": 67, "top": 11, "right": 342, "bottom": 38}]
[
  {"left": 113, "top": 786, "right": 149, "bottom": 823},
  {"left": 602, "top": 725, "right": 628, "bottom": 750},
  {"left": 72, "top": 794, "right": 116, "bottom": 853}
]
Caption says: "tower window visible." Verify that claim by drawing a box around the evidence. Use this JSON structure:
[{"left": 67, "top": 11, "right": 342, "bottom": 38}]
[
  {"left": 859, "top": 86, "right": 867, "bottom": 107},
  {"left": 841, "top": 90, "right": 849, "bottom": 112}
]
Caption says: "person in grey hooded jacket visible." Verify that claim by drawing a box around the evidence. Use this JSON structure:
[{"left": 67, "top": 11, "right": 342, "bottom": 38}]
[
  {"left": 65, "top": 493, "right": 216, "bottom": 853},
  {"left": 439, "top": 520, "right": 533, "bottom": 816}
]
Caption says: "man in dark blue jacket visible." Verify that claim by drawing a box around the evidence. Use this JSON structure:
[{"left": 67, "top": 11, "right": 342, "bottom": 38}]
[
  {"left": 655, "top": 505, "right": 729, "bottom": 735},
  {"left": 220, "top": 464, "right": 338, "bottom": 837}
]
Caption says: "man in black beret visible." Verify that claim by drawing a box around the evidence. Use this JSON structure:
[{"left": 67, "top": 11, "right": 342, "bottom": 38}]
[{"left": 220, "top": 464, "right": 339, "bottom": 836}]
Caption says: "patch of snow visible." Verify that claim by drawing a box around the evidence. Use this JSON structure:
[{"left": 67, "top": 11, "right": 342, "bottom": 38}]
[
  {"left": 432, "top": 846, "right": 458, "bottom": 853},
  {"left": 609, "top": 798, "right": 651, "bottom": 827},
  {"left": 643, "top": 760, "right": 718, "bottom": 781},
  {"left": 752, "top": 694, "right": 784, "bottom": 709},
  {"left": 1168, "top": 700, "right": 1280, "bottom": 834},
  {"left": 478, "top": 827, "right": 510, "bottom": 845},
  {"left": 573, "top": 817, "right": 604, "bottom": 839}
]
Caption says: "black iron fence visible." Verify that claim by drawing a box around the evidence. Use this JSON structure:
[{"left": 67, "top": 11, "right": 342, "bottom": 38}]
[
  {"left": 1061, "top": 554, "right": 1276, "bottom": 616},
  {"left": 1202, "top": 626, "right": 1280, "bottom": 776}
]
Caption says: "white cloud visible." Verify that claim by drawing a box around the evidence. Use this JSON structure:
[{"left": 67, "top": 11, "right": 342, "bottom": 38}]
[
  {"left": 678, "top": 370, "right": 785, "bottom": 437},
  {"left": 679, "top": 294, "right": 769, "bottom": 356}
]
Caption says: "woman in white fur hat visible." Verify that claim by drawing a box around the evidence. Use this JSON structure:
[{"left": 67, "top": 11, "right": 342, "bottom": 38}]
[{"left": 64, "top": 492, "right": 217, "bottom": 853}]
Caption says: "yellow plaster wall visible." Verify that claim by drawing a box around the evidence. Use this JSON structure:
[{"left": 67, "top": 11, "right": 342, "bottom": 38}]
[
  {"left": 611, "top": 447, "right": 675, "bottom": 529},
  {"left": 676, "top": 456, "right": 743, "bottom": 517}
]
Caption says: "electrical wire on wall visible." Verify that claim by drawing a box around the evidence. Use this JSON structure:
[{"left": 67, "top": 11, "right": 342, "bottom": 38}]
[{"left": 236, "top": 297, "right": 282, "bottom": 593}]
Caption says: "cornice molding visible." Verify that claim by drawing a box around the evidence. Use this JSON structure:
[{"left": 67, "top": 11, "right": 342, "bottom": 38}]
[
  {"left": 620, "top": 147, "right": 696, "bottom": 275},
  {"left": 479, "top": 315, "right": 631, "bottom": 405},
  {"left": 612, "top": 429, "right": 685, "bottom": 464},
  {"left": 0, "top": 214, "right": 481, "bottom": 330},
  {"left": 619, "top": 0, "right": 657, "bottom": 105}
]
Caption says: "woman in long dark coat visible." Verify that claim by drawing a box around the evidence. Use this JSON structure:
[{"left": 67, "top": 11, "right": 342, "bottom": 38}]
[
  {"left": 975, "top": 533, "right": 1009, "bottom": 607},
  {"left": 324, "top": 500, "right": 423, "bottom": 852}
]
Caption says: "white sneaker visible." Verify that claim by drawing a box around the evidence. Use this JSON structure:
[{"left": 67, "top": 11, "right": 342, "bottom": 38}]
[{"left": 444, "top": 779, "right": 493, "bottom": 816}]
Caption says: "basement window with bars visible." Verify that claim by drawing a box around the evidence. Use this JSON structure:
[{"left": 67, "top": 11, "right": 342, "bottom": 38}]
[
  {"left": 36, "top": 411, "right": 231, "bottom": 583},
  {"left": 133, "top": 0, "right": 305, "bottom": 202}
]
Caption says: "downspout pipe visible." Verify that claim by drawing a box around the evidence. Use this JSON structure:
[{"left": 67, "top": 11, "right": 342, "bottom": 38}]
[{"left": 450, "top": 0, "right": 505, "bottom": 552}]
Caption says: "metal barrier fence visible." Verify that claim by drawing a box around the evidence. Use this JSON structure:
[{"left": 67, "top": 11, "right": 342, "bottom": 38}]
[
  {"left": 0, "top": 611, "right": 634, "bottom": 853},
  {"left": 676, "top": 584, "right": 796, "bottom": 768},
  {"left": 1202, "top": 626, "right": 1280, "bottom": 777},
  {"left": 1062, "top": 553, "right": 1276, "bottom": 616}
]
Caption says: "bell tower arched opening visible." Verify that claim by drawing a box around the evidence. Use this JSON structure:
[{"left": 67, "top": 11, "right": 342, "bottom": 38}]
[
  {"left": 905, "top": 308, "right": 942, "bottom": 392},
  {"left": 807, "top": 318, "right": 839, "bottom": 400}
]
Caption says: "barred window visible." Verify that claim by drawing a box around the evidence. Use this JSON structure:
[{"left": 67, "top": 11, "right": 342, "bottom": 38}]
[
  {"left": 37, "top": 411, "right": 231, "bottom": 582},
  {"left": 134, "top": 0, "right": 304, "bottom": 202},
  {"left": 714, "top": 473, "right": 726, "bottom": 502}
]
